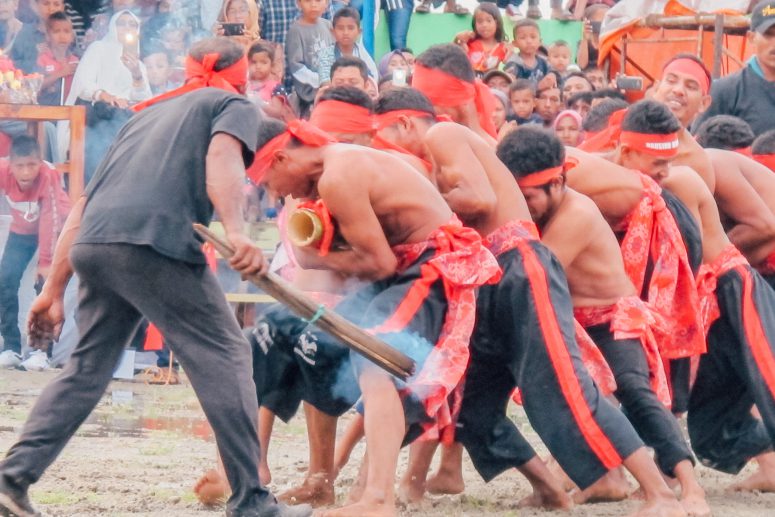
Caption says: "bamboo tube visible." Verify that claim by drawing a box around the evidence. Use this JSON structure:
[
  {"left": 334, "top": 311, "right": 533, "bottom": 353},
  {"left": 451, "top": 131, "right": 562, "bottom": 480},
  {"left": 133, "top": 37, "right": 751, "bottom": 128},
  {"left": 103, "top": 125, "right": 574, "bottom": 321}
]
[
  {"left": 638, "top": 13, "right": 750, "bottom": 30},
  {"left": 194, "top": 224, "right": 416, "bottom": 380},
  {"left": 287, "top": 208, "right": 323, "bottom": 248}
]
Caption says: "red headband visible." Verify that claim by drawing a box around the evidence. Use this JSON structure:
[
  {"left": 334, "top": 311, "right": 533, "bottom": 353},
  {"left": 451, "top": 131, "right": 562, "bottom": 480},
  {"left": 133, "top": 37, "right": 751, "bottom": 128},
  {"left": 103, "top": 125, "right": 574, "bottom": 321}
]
[
  {"left": 663, "top": 58, "right": 710, "bottom": 95},
  {"left": 411, "top": 63, "right": 498, "bottom": 138},
  {"left": 371, "top": 133, "right": 433, "bottom": 173},
  {"left": 734, "top": 146, "right": 752, "bottom": 157},
  {"left": 133, "top": 52, "right": 248, "bottom": 112},
  {"left": 517, "top": 158, "right": 578, "bottom": 188},
  {"left": 619, "top": 131, "right": 680, "bottom": 158},
  {"left": 375, "top": 109, "right": 436, "bottom": 130},
  {"left": 310, "top": 100, "right": 375, "bottom": 134},
  {"left": 754, "top": 154, "right": 775, "bottom": 173},
  {"left": 246, "top": 120, "right": 336, "bottom": 185},
  {"left": 579, "top": 109, "right": 627, "bottom": 153}
]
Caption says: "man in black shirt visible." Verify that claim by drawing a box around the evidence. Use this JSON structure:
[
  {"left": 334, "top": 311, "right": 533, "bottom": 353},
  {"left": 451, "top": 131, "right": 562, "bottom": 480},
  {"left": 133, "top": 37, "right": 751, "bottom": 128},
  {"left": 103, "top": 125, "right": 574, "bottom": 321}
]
[
  {"left": 694, "top": 1, "right": 775, "bottom": 136},
  {"left": 0, "top": 38, "right": 310, "bottom": 517}
]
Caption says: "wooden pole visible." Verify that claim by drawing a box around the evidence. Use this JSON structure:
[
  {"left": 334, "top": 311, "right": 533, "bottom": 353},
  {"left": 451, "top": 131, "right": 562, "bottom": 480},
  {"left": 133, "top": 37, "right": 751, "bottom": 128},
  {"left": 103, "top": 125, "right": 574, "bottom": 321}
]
[
  {"left": 193, "top": 224, "right": 416, "bottom": 381},
  {"left": 639, "top": 13, "right": 749, "bottom": 31},
  {"left": 712, "top": 14, "right": 725, "bottom": 79}
]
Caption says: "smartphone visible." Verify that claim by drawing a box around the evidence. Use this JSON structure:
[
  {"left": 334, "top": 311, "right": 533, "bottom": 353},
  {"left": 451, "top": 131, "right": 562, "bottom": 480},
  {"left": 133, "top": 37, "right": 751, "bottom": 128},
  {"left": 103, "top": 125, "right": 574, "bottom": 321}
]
[
  {"left": 392, "top": 68, "right": 407, "bottom": 87},
  {"left": 616, "top": 75, "right": 643, "bottom": 91},
  {"left": 590, "top": 21, "right": 602, "bottom": 34},
  {"left": 222, "top": 23, "right": 245, "bottom": 36}
]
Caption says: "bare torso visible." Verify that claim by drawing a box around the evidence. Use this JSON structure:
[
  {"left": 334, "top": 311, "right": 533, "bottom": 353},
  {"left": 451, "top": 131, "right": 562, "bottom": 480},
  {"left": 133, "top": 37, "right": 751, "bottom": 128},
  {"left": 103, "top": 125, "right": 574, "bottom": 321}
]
[
  {"left": 565, "top": 147, "right": 644, "bottom": 228},
  {"left": 540, "top": 189, "right": 636, "bottom": 307},
  {"left": 675, "top": 128, "right": 715, "bottom": 193},
  {"left": 424, "top": 122, "right": 530, "bottom": 237}
]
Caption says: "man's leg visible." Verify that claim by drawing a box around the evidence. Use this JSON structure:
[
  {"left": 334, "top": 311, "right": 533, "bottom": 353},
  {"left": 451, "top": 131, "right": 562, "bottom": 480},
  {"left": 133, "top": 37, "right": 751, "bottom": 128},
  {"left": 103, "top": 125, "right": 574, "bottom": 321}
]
[
  {"left": 0, "top": 233, "right": 38, "bottom": 361},
  {"left": 0, "top": 244, "right": 143, "bottom": 513},
  {"left": 385, "top": 0, "right": 413, "bottom": 50}
]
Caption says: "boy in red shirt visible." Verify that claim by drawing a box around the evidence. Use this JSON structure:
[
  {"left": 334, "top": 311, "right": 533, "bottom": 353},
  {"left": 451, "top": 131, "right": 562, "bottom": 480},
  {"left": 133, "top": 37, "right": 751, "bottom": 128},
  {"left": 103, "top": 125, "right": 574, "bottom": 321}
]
[
  {"left": 37, "top": 12, "right": 79, "bottom": 106},
  {"left": 0, "top": 135, "right": 70, "bottom": 368}
]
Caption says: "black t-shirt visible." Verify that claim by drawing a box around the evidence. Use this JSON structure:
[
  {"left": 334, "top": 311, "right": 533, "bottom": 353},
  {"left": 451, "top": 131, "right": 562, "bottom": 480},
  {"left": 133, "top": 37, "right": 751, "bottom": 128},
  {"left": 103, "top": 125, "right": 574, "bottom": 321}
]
[{"left": 77, "top": 88, "right": 259, "bottom": 264}]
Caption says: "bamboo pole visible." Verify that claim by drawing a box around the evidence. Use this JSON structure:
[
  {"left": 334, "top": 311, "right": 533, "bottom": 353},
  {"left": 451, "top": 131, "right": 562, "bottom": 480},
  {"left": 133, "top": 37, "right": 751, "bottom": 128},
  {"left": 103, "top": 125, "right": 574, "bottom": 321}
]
[
  {"left": 193, "top": 224, "right": 416, "bottom": 381},
  {"left": 639, "top": 13, "right": 750, "bottom": 31}
]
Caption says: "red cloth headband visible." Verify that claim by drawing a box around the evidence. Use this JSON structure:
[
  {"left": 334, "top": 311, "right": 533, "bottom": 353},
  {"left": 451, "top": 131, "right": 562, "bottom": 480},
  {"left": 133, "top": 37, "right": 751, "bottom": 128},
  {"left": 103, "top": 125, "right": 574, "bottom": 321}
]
[
  {"left": 411, "top": 63, "right": 498, "bottom": 139},
  {"left": 516, "top": 158, "right": 578, "bottom": 188},
  {"left": 619, "top": 131, "right": 680, "bottom": 158},
  {"left": 578, "top": 109, "right": 627, "bottom": 153},
  {"left": 754, "top": 154, "right": 775, "bottom": 173},
  {"left": 133, "top": 52, "right": 248, "bottom": 112},
  {"left": 375, "top": 109, "right": 436, "bottom": 130},
  {"left": 310, "top": 100, "right": 375, "bottom": 134},
  {"left": 246, "top": 120, "right": 336, "bottom": 185},
  {"left": 663, "top": 58, "right": 710, "bottom": 95},
  {"left": 371, "top": 133, "right": 433, "bottom": 173}
]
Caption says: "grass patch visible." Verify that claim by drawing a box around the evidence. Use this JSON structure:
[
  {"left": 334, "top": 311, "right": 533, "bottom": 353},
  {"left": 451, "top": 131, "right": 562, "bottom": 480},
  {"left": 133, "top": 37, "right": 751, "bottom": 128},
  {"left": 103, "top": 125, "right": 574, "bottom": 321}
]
[{"left": 34, "top": 490, "right": 81, "bottom": 505}]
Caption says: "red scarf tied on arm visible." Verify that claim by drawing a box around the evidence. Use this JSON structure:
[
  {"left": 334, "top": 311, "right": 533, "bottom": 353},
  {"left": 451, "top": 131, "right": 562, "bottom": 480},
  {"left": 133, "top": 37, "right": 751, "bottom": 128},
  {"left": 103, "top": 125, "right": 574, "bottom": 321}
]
[
  {"left": 133, "top": 52, "right": 249, "bottom": 112},
  {"left": 246, "top": 119, "right": 336, "bottom": 185},
  {"left": 411, "top": 63, "right": 498, "bottom": 139},
  {"left": 309, "top": 100, "right": 376, "bottom": 134}
]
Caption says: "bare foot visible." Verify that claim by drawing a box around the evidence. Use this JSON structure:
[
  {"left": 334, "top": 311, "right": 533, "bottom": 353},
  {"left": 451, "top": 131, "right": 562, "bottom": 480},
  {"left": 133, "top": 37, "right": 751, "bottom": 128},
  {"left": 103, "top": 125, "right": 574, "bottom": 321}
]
[
  {"left": 573, "top": 467, "right": 631, "bottom": 504},
  {"left": 279, "top": 472, "right": 335, "bottom": 508},
  {"left": 193, "top": 469, "right": 228, "bottom": 506},
  {"left": 397, "top": 474, "right": 425, "bottom": 504},
  {"left": 259, "top": 460, "right": 272, "bottom": 486},
  {"left": 680, "top": 486, "right": 710, "bottom": 517},
  {"left": 518, "top": 486, "right": 573, "bottom": 510},
  {"left": 425, "top": 468, "right": 465, "bottom": 495},
  {"left": 627, "top": 497, "right": 686, "bottom": 517},
  {"left": 546, "top": 456, "right": 578, "bottom": 492},
  {"left": 729, "top": 469, "right": 775, "bottom": 492},
  {"left": 316, "top": 500, "right": 396, "bottom": 517}
]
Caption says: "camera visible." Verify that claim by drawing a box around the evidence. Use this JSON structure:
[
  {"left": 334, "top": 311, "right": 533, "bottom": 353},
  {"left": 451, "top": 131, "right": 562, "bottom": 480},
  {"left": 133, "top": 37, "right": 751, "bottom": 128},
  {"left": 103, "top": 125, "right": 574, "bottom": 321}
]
[
  {"left": 222, "top": 23, "right": 245, "bottom": 36},
  {"left": 616, "top": 75, "right": 643, "bottom": 91}
]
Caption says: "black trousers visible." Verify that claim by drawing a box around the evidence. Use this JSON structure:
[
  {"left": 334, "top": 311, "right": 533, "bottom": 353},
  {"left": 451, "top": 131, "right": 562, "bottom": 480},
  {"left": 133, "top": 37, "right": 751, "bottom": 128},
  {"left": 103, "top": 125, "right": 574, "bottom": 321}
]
[
  {"left": 455, "top": 240, "right": 643, "bottom": 489},
  {"left": 586, "top": 324, "right": 694, "bottom": 476},
  {"left": 688, "top": 266, "right": 775, "bottom": 474},
  {"left": 0, "top": 244, "right": 273, "bottom": 514}
]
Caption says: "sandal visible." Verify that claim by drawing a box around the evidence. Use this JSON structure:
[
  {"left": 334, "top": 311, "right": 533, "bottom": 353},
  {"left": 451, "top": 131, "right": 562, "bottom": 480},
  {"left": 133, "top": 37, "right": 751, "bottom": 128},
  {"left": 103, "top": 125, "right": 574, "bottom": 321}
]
[
  {"left": 444, "top": 3, "right": 470, "bottom": 15},
  {"left": 142, "top": 366, "right": 180, "bottom": 385},
  {"left": 415, "top": 1, "right": 431, "bottom": 13}
]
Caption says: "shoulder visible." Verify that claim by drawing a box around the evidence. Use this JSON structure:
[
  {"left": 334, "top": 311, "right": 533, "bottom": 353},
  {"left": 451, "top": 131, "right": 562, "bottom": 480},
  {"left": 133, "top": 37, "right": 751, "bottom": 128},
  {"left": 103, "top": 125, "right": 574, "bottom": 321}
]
[
  {"left": 425, "top": 121, "right": 470, "bottom": 142},
  {"left": 709, "top": 71, "right": 743, "bottom": 95},
  {"left": 564, "top": 189, "right": 602, "bottom": 223}
]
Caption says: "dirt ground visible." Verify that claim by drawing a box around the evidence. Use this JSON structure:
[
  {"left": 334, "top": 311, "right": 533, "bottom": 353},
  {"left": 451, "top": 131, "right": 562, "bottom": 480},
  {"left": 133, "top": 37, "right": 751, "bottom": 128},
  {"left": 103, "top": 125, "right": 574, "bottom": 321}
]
[{"left": 2, "top": 370, "right": 774, "bottom": 517}]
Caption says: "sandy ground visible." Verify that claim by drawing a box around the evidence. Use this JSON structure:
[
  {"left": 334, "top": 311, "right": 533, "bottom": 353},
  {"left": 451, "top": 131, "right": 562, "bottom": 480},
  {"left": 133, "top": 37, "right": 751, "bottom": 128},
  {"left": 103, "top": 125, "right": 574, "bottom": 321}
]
[{"left": 2, "top": 370, "right": 775, "bottom": 517}]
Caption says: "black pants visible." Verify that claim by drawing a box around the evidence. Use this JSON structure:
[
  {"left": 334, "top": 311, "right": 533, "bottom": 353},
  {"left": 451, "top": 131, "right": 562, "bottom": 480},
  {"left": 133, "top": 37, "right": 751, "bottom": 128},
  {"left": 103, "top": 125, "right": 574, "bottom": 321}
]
[
  {"left": 688, "top": 266, "right": 775, "bottom": 474},
  {"left": 0, "top": 244, "right": 273, "bottom": 514},
  {"left": 455, "top": 240, "right": 643, "bottom": 489},
  {"left": 0, "top": 232, "right": 38, "bottom": 355},
  {"left": 586, "top": 324, "right": 694, "bottom": 476}
]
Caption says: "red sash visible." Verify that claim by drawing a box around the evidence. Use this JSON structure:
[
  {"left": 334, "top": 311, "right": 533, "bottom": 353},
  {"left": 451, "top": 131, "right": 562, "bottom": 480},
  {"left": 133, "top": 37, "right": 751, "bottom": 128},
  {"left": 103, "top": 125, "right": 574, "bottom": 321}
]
[{"left": 696, "top": 244, "right": 749, "bottom": 333}]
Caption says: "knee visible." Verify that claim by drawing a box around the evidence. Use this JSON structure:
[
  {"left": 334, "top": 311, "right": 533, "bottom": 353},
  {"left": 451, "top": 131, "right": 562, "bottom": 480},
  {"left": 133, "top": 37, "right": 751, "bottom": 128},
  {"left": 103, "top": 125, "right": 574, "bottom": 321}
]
[{"left": 613, "top": 371, "right": 653, "bottom": 406}]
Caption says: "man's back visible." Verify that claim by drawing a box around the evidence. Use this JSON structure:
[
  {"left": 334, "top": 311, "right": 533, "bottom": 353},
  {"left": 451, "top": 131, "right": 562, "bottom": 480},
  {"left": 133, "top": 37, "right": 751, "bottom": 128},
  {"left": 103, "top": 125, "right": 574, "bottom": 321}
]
[{"left": 77, "top": 88, "right": 259, "bottom": 264}]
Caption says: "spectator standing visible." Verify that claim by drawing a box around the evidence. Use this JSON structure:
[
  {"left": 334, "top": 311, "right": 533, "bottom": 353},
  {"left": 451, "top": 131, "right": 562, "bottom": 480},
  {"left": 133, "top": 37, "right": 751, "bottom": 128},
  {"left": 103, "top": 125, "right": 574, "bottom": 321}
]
[
  {"left": 503, "top": 19, "right": 548, "bottom": 84},
  {"left": 285, "top": 0, "right": 333, "bottom": 116},
  {"left": 0, "top": 0, "right": 23, "bottom": 52},
  {"left": 10, "top": 0, "right": 64, "bottom": 73},
  {"left": 453, "top": 2, "right": 509, "bottom": 75},
  {"left": 693, "top": 1, "right": 775, "bottom": 136},
  {"left": 576, "top": 4, "right": 607, "bottom": 69},
  {"left": 37, "top": 11, "right": 79, "bottom": 105},
  {"left": 247, "top": 39, "right": 279, "bottom": 101},
  {"left": 317, "top": 7, "right": 377, "bottom": 85},
  {"left": 259, "top": 0, "right": 331, "bottom": 46},
  {"left": 214, "top": 0, "right": 259, "bottom": 47},
  {"left": 348, "top": 0, "right": 411, "bottom": 51},
  {"left": 83, "top": 0, "right": 135, "bottom": 46},
  {"left": 0, "top": 136, "right": 70, "bottom": 370}
]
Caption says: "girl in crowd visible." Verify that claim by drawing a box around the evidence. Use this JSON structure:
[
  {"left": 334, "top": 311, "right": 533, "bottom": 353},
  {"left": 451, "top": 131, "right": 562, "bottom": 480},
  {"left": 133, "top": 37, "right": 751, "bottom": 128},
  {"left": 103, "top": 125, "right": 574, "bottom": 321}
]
[
  {"left": 553, "top": 109, "right": 584, "bottom": 146},
  {"left": 377, "top": 49, "right": 409, "bottom": 79},
  {"left": 453, "top": 2, "right": 510, "bottom": 74}
]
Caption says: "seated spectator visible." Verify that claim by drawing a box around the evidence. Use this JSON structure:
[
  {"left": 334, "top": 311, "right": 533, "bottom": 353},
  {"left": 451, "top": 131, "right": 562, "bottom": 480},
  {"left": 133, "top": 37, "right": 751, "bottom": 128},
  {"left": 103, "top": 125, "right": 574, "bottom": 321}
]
[
  {"left": 576, "top": 3, "right": 608, "bottom": 69},
  {"left": 66, "top": 9, "right": 151, "bottom": 108},
  {"left": 490, "top": 87, "right": 509, "bottom": 133},
  {"left": 37, "top": 11, "right": 78, "bottom": 105},
  {"left": 535, "top": 81, "right": 562, "bottom": 127},
  {"left": 0, "top": 0, "right": 23, "bottom": 52},
  {"left": 553, "top": 108, "right": 583, "bottom": 146},
  {"left": 562, "top": 70, "right": 594, "bottom": 98},
  {"left": 695, "top": 115, "right": 755, "bottom": 151},
  {"left": 10, "top": 0, "right": 64, "bottom": 73},
  {"left": 213, "top": 0, "right": 260, "bottom": 50},
  {"left": 566, "top": 89, "right": 592, "bottom": 118},
  {"left": 753, "top": 129, "right": 775, "bottom": 171},
  {"left": 547, "top": 40, "right": 571, "bottom": 76},
  {"left": 581, "top": 97, "right": 628, "bottom": 135},
  {"left": 503, "top": 19, "right": 548, "bottom": 84},
  {"left": 483, "top": 69, "right": 511, "bottom": 95},
  {"left": 507, "top": 78, "right": 542, "bottom": 125},
  {"left": 141, "top": 40, "right": 178, "bottom": 95},
  {"left": 330, "top": 55, "right": 368, "bottom": 89},
  {"left": 317, "top": 7, "right": 377, "bottom": 85},
  {"left": 246, "top": 40, "right": 279, "bottom": 102},
  {"left": 0, "top": 135, "right": 70, "bottom": 370},
  {"left": 583, "top": 64, "right": 606, "bottom": 90},
  {"left": 453, "top": 2, "right": 510, "bottom": 75},
  {"left": 285, "top": 0, "right": 333, "bottom": 117},
  {"left": 377, "top": 48, "right": 409, "bottom": 79}
]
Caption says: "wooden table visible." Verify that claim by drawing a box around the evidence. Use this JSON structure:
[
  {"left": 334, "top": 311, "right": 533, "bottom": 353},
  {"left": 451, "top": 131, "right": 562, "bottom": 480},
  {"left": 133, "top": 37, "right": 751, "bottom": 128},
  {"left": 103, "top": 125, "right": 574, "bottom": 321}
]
[{"left": 0, "top": 104, "right": 86, "bottom": 202}]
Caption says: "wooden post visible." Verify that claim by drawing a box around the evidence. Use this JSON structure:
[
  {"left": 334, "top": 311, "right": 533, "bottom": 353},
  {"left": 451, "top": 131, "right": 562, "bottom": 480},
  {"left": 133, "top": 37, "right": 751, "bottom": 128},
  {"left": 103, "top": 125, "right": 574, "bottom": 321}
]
[{"left": 712, "top": 14, "right": 725, "bottom": 79}]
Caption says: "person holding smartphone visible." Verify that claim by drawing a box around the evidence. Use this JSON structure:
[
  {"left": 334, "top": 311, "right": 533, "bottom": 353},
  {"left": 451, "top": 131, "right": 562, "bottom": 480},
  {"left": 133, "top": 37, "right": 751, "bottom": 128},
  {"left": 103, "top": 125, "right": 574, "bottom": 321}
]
[
  {"left": 213, "top": 0, "right": 259, "bottom": 46},
  {"left": 576, "top": 4, "right": 609, "bottom": 70}
]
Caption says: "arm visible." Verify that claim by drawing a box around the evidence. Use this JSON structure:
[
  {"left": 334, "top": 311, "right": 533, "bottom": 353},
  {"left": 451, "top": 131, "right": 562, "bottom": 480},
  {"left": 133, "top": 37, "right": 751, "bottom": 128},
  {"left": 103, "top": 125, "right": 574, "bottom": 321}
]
[
  {"left": 71, "top": 43, "right": 102, "bottom": 102},
  {"left": 425, "top": 126, "right": 497, "bottom": 220},
  {"left": 576, "top": 27, "right": 591, "bottom": 68},
  {"left": 297, "top": 157, "right": 398, "bottom": 280},
  {"left": 206, "top": 133, "right": 267, "bottom": 276}
]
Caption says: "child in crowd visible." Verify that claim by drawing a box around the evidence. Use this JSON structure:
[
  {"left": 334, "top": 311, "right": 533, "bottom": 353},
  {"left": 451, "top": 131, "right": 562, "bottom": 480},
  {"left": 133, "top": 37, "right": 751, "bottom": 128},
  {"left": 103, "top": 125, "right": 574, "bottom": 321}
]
[
  {"left": 10, "top": 0, "right": 64, "bottom": 73},
  {"left": 141, "top": 41, "right": 177, "bottom": 95},
  {"left": 0, "top": 135, "right": 70, "bottom": 371},
  {"left": 453, "top": 2, "right": 510, "bottom": 74},
  {"left": 285, "top": 0, "right": 334, "bottom": 117},
  {"left": 490, "top": 87, "right": 509, "bottom": 132},
  {"left": 507, "top": 78, "right": 542, "bottom": 125},
  {"left": 547, "top": 40, "right": 571, "bottom": 76},
  {"left": 247, "top": 40, "right": 280, "bottom": 102},
  {"left": 317, "top": 7, "right": 377, "bottom": 85},
  {"left": 503, "top": 19, "right": 548, "bottom": 84},
  {"left": 37, "top": 12, "right": 78, "bottom": 106},
  {"left": 483, "top": 69, "right": 511, "bottom": 95}
]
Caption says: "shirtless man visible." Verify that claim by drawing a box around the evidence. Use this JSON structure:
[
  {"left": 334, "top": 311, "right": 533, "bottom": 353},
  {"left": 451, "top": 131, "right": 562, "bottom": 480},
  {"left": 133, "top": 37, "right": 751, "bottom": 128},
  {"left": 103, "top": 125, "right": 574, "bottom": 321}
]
[
  {"left": 374, "top": 86, "right": 686, "bottom": 517},
  {"left": 614, "top": 100, "right": 775, "bottom": 494},
  {"left": 249, "top": 118, "right": 502, "bottom": 517},
  {"left": 503, "top": 125, "right": 709, "bottom": 516}
]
